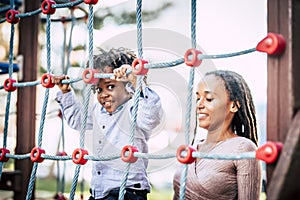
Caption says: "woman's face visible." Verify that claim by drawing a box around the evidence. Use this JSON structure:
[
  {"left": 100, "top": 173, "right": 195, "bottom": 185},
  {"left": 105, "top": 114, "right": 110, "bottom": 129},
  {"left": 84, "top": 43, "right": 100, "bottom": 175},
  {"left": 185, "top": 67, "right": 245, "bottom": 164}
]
[
  {"left": 95, "top": 66, "right": 131, "bottom": 113},
  {"left": 196, "top": 74, "right": 235, "bottom": 131}
]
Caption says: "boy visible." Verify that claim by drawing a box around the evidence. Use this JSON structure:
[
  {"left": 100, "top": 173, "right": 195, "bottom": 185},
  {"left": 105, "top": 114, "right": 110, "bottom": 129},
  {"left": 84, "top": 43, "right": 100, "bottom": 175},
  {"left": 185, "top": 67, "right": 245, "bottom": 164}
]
[{"left": 52, "top": 47, "right": 163, "bottom": 200}]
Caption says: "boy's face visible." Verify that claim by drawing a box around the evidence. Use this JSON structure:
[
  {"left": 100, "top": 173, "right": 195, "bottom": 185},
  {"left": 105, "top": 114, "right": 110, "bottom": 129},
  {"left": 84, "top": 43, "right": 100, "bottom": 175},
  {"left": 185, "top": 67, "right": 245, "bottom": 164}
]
[{"left": 95, "top": 66, "right": 131, "bottom": 113}]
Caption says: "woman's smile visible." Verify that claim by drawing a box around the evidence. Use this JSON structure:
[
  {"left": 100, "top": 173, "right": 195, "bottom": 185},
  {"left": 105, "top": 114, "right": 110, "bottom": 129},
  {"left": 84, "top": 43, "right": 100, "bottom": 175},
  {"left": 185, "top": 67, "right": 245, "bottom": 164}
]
[{"left": 198, "top": 113, "right": 208, "bottom": 120}]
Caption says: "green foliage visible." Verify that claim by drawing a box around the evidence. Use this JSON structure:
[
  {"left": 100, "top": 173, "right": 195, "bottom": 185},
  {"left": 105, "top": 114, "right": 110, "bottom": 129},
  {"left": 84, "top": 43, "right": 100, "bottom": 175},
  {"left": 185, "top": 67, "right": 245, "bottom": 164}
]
[
  {"left": 35, "top": 177, "right": 173, "bottom": 200},
  {"left": 94, "top": 2, "right": 173, "bottom": 29},
  {"left": 3, "top": 158, "right": 14, "bottom": 170}
]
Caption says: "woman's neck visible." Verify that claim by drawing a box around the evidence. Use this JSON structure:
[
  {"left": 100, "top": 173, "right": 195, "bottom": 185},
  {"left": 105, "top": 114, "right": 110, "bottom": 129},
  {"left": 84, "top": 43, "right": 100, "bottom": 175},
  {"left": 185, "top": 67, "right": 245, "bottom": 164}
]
[{"left": 206, "top": 128, "right": 236, "bottom": 144}]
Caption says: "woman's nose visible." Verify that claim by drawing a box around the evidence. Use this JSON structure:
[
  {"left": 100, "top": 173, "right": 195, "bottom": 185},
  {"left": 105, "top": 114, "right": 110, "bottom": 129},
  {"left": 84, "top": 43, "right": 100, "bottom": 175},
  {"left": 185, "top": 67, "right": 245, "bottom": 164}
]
[{"left": 196, "top": 98, "right": 204, "bottom": 109}]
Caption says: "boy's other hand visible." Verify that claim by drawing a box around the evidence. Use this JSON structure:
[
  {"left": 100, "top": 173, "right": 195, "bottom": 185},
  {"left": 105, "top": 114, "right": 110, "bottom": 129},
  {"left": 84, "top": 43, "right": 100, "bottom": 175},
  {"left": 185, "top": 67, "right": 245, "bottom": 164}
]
[
  {"left": 51, "top": 75, "right": 71, "bottom": 94},
  {"left": 113, "top": 65, "right": 136, "bottom": 87}
]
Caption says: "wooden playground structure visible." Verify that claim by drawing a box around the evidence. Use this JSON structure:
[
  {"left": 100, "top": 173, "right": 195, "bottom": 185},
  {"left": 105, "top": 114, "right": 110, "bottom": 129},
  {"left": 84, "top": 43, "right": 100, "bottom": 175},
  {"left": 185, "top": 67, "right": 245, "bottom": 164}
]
[
  {"left": 0, "top": 0, "right": 300, "bottom": 199},
  {"left": 266, "top": 1, "right": 300, "bottom": 199}
]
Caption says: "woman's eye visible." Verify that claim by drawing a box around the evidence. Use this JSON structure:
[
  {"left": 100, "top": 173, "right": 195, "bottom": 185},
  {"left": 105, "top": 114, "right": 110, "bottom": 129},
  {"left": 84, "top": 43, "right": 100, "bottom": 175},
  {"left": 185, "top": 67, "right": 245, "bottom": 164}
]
[
  {"left": 206, "top": 98, "right": 213, "bottom": 102},
  {"left": 107, "top": 85, "right": 115, "bottom": 90}
]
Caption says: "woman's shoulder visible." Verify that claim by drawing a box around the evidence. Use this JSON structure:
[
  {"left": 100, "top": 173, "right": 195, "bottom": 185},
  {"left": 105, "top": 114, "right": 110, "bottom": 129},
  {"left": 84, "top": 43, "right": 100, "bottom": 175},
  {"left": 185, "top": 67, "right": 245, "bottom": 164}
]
[{"left": 224, "top": 136, "right": 257, "bottom": 152}]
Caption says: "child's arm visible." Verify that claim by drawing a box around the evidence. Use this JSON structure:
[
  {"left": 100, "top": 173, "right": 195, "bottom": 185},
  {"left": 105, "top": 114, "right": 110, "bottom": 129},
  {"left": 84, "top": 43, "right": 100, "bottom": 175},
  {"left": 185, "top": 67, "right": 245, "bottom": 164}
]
[
  {"left": 136, "top": 87, "right": 163, "bottom": 133},
  {"left": 53, "top": 75, "right": 93, "bottom": 131},
  {"left": 114, "top": 65, "right": 163, "bottom": 132}
]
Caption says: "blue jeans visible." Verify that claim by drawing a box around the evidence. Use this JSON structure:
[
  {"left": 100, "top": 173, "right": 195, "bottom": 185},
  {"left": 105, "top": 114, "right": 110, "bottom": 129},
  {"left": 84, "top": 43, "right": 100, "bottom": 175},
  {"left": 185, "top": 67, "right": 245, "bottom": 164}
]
[{"left": 89, "top": 188, "right": 148, "bottom": 200}]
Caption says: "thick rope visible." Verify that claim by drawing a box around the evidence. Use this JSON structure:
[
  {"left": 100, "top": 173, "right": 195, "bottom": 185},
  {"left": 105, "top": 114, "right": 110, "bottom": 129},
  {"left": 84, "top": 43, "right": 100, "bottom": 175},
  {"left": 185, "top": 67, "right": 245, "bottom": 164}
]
[
  {"left": 0, "top": 45, "right": 257, "bottom": 91},
  {"left": 65, "top": 8, "right": 76, "bottom": 74},
  {"left": 3, "top": 15, "right": 15, "bottom": 149},
  {"left": 0, "top": 0, "right": 16, "bottom": 179},
  {"left": 0, "top": 0, "right": 84, "bottom": 24},
  {"left": 180, "top": 1, "right": 197, "bottom": 199},
  {"left": 56, "top": 116, "right": 67, "bottom": 195},
  {"left": 69, "top": 4, "right": 94, "bottom": 200},
  {"left": 118, "top": 0, "right": 144, "bottom": 199},
  {"left": 1, "top": 151, "right": 258, "bottom": 161},
  {"left": 26, "top": 13, "right": 52, "bottom": 200}
]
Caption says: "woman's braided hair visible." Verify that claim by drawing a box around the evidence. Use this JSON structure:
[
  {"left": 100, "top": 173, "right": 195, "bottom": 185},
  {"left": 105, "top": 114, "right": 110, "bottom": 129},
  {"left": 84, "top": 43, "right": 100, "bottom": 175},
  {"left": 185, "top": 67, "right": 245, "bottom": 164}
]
[{"left": 206, "top": 70, "right": 258, "bottom": 146}]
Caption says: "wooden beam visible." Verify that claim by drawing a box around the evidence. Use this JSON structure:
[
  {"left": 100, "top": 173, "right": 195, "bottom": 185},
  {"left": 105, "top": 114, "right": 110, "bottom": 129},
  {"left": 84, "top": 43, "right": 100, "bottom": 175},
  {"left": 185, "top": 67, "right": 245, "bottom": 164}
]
[
  {"left": 267, "top": 111, "right": 300, "bottom": 199},
  {"left": 266, "top": 0, "right": 293, "bottom": 180},
  {"left": 292, "top": 1, "right": 300, "bottom": 110},
  {"left": 15, "top": 0, "right": 40, "bottom": 199},
  {"left": 267, "top": 0, "right": 300, "bottom": 198}
]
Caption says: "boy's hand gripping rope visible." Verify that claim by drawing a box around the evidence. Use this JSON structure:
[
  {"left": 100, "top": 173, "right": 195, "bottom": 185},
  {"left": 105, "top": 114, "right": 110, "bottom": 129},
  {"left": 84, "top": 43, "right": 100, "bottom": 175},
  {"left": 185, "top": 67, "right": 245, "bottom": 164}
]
[{"left": 82, "top": 58, "right": 148, "bottom": 84}]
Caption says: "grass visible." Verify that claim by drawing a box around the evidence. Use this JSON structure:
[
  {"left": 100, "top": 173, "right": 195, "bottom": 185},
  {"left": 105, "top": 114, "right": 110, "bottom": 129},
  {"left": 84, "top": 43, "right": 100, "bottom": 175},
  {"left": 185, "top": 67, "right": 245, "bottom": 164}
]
[
  {"left": 0, "top": 177, "right": 265, "bottom": 200},
  {"left": 148, "top": 188, "right": 173, "bottom": 200},
  {"left": 34, "top": 177, "right": 173, "bottom": 200},
  {"left": 36, "top": 178, "right": 266, "bottom": 200}
]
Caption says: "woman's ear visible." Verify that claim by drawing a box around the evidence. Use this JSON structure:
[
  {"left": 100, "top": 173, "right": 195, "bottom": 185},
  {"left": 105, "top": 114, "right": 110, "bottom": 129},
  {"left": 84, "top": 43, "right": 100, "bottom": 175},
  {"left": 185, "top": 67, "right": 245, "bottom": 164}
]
[{"left": 230, "top": 101, "right": 240, "bottom": 113}]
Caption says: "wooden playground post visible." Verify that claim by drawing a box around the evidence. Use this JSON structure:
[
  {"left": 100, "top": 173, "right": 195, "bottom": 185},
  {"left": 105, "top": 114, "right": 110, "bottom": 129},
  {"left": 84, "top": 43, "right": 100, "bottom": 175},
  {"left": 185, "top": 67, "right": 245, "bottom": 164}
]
[
  {"left": 267, "top": 0, "right": 300, "bottom": 199},
  {"left": 15, "top": 0, "right": 40, "bottom": 199}
]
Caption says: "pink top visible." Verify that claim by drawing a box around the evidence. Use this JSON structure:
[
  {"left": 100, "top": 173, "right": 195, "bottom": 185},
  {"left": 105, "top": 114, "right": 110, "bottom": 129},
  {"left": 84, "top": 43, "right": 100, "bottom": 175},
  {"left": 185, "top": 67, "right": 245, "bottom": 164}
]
[{"left": 173, "top": 137, "right": 262, "bottom": 200}]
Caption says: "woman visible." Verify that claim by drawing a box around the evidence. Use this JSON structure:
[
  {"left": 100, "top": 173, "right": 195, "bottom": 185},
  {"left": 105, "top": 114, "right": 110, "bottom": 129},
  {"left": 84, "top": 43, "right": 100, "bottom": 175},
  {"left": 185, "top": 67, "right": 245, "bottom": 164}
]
[{"left": 173, "top": 70, "right": 262, "bottom": 200}]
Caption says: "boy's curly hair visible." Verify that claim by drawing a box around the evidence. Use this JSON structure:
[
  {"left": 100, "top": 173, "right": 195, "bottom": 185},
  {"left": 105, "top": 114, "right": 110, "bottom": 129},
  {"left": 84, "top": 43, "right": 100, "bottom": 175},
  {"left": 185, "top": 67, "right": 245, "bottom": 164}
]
[
  {"left": 92, "top": 47, "right": 137, "bottom": 70},
  {"left": 90, "top": 47, "right": 137, "bottom": 94}
]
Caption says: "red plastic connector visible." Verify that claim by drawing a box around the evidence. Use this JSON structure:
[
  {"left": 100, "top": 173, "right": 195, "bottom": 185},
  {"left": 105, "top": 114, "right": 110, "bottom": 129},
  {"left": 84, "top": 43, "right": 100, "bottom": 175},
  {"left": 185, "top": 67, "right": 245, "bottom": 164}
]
[
  {"left": 0, "top": 148, "right": 10, "bottom": 162},
  {"left": 30, "top": 147, "right": 46, "bottom": 163},
  {"left": 121, "top": 145, "right": 139, "bottom": 163},
  {"left": 176, "top": 145, "right": 196, "bottom": 164},
  {"left": 41, "top": 73, "right": 55, "bottom": 88},
  {"left": 256, "top": 33, "right": 286, "bottom": 56},
  {"left": 132, "top": 59, "right": 149, "bottom": 75},
  {"left": 41, "top": 0, "right": 56, "bottom": 15},
  {"left": 256, "top": 141, "right": 283, "bottom": 164},
  {"left": 84, "top": 0, "right": 98, "bottom": 5},
  {"left": 3, "top": 78, "right": 17, "bottom": 92},
  {"left": 6, "top": 10, "right": 20, "bottom": 24},
  {"left": 72, "top": 148, "right": 88, "bottom": 165},
  {"left": 82, "top": 68, "right": 99, "bottom": 84},
  {"left": 184, "top": 48, "right": 203, "bottom": 67}
]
